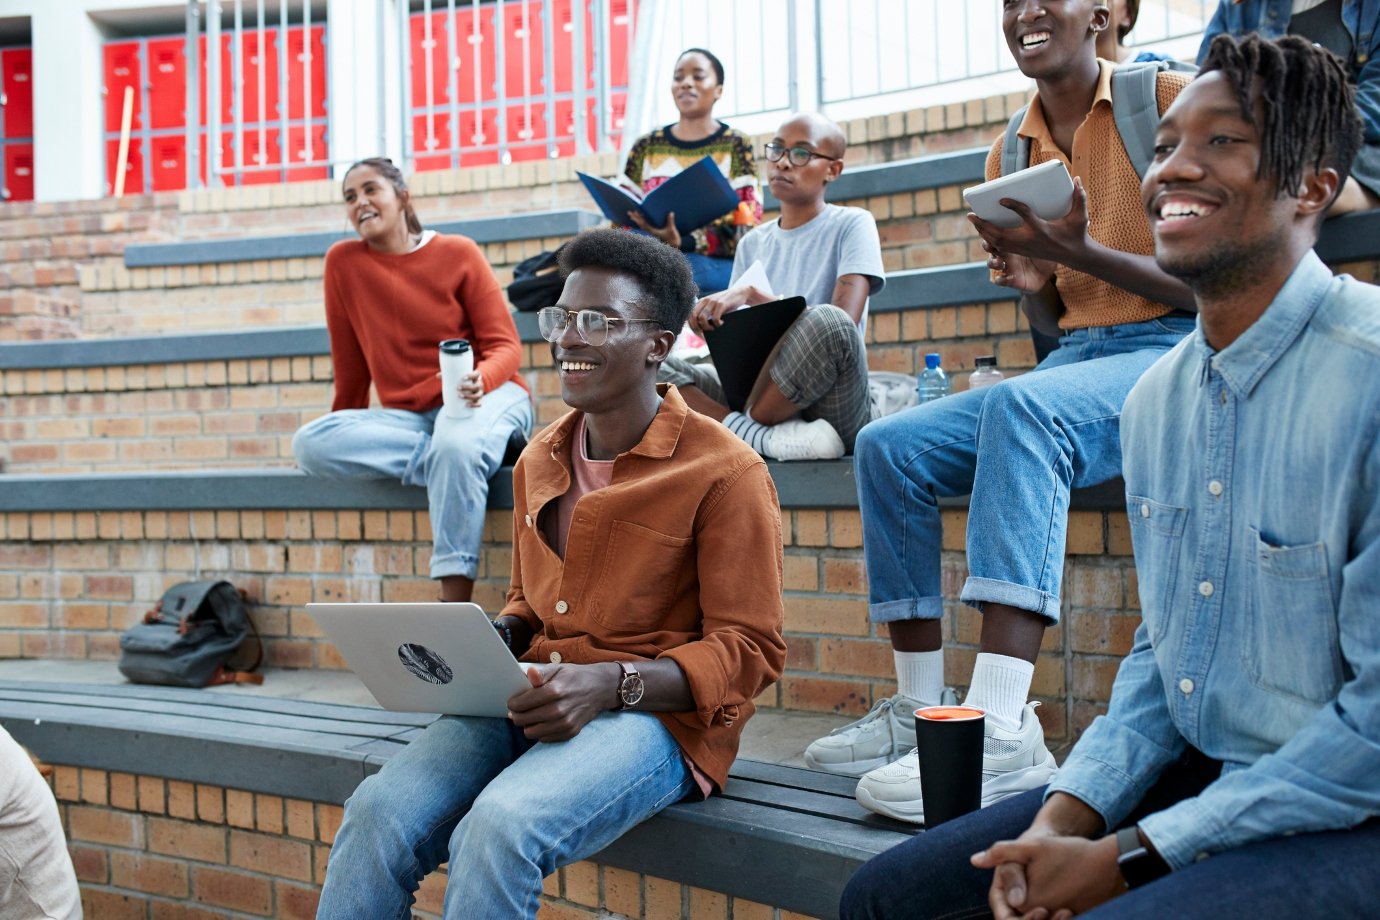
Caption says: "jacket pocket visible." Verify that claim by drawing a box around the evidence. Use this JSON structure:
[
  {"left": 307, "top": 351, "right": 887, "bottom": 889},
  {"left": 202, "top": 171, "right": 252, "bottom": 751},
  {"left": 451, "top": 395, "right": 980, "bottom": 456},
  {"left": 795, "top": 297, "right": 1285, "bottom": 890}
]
[
  {"left": 1243, "top": 526, "right": 1342, "bottom": 704},
  {"left": 1126, "top": 496, "right": 1188, "bottom": 645},
  {"left": 591, "top": 520, "right": 694, "bottom": 632}
]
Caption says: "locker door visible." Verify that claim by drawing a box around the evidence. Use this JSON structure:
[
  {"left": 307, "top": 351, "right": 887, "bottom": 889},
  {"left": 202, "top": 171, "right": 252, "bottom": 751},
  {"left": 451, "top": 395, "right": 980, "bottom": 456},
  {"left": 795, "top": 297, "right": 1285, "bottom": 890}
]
[
  {"left": 453, "top": 5, "right": 498, "bottom": 104},
  {"left": 147, "top": 38, "right": 186, "bottom": 130},
  {"left": 501, "top": 1, "right": 544, "bottom": 98},
  {"left": 504, "top": 104, "right": 547, "bottom": 163},
  {"left": 286, "top": 122, "right": 328, "bottom": 181},
  {"left": 410, "top": 11, "right": 450, "bottom": 108},
  {"left": 103, "top": 41, "right": 144, "bottom": 133},
  {"left": 552, "top": 98, "right": 577, "bottom": 158},
  {"left": 608, "top": 0, "right": 636, "bottom": 87},
  {"left": 458, "top": 107, "right": 499, "bottom": 167},
  {"left": 2, "top": 49, "right": 33, "bottom": 138},
  {"left": 550, "top": 0, "right": 595, "bottom": 93},
  {"left": 237, "top": 28, "right": 280, "bottom": 124},
  {"left": 150, "top": 134, "right": 187, "bottom": 191},
  {"left": 284, "top": 25, "right": 327, "bottom": 120},
  {"left": 106, "top": 137, "right": 145, "bottom": 196},
  {"left": 3, "top": 143, "right": 33, "bottom": 201},
  {"left": 412, "top": 112, "right": 452, "bottom": 172},
  {"left": 233, "top": 128, "right": 282, "bottom": 184},
  {"left": 199, "top": 34, "right": 234, "bottom": 125}
]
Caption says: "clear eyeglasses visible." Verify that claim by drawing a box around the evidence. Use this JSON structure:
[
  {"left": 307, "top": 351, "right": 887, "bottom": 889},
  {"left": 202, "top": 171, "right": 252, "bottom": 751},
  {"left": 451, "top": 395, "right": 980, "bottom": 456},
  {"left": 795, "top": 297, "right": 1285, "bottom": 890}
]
[
  {"left": 763, "top": 142, "right": 842, "bottom": 167},
  {"left": 537, "top": 307, "right": 661, "bottom": 347}
]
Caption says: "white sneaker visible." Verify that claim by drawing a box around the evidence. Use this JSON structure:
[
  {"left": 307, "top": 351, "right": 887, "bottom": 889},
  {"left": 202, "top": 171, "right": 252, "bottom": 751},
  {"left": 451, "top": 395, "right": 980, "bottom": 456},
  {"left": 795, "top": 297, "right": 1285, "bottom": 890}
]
[
  {"left": 761, "top": 418, "right": 845, "bottom": 461},
  {"left": 854, "top": 702, "right": 1058, "bottom": 824},
  {"left": 803, "top": 688, "right": 959, "bottom": 777}
]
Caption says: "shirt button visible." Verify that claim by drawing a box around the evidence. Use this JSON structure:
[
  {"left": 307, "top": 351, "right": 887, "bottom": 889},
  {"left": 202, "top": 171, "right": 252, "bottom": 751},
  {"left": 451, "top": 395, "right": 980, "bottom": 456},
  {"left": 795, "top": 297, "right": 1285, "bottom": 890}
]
[
  {"left": 1140, "top": 503, "right": 1151, "bottom": 518},
  {"left": 1219, "top": 391, "right": 1228, "bottom": 405},
  {"left": 1198, "top": 581, "right": 1214, "bottom": 597},
  {"left": 549, "top": 652, "right": 562, "bottom": 664},
  {"left": 524, "top": 514, "right": 533, "bottom": 527},
  {"left": 1179, "top": 678, "right": 1195, "bottom": 695},
  {"left": 555, "top": 600, "right": 569, "bottom": 614},
  {"left": 1208, "top": 481, "right": 1223, "bottom": 496}
]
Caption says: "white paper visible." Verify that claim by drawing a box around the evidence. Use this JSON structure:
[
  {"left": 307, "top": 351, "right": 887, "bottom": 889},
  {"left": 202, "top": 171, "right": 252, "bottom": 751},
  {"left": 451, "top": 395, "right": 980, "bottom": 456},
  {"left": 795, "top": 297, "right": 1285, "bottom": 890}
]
[{"left": 736, "top": 259, "right": 775, "bottom": 298}]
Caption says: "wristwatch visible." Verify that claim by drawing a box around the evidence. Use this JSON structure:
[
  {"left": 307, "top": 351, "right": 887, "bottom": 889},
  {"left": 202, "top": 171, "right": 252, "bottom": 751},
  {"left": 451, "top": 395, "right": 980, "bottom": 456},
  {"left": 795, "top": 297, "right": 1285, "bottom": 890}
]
[
  {"left": 1116, "top": 825, "right": 1171, "bottom": 889},
  {"left": 615, "top": 661, "right": 645, "bottom": 710}
]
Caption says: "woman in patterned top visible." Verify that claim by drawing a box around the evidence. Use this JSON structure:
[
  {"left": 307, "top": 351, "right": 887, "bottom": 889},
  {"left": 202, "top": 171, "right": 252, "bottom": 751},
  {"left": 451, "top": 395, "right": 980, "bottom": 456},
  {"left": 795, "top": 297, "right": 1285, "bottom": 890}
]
[{"left": 622, "top": 48, "right": 762, "bottom": 295}]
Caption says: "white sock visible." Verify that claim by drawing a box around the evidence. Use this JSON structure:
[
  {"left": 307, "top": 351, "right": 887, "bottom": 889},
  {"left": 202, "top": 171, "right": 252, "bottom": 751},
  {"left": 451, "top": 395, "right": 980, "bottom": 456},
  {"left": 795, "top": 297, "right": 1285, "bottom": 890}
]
[
  {"left": 723, "top": 411, "right": 770, "bottom": 455},
  {"left": 963, "top": 653, "right": 1033, "bottom": 733},
  {"left": 894, "top": 649, "right": 945, "bottom": 707}
]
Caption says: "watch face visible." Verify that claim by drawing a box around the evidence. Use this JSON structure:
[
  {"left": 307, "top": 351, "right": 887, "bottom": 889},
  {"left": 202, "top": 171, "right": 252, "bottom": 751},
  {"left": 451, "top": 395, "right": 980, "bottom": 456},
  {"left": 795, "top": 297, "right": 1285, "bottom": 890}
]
[{"left": 620, "top": 674, "right": 645, "bottom": 706}]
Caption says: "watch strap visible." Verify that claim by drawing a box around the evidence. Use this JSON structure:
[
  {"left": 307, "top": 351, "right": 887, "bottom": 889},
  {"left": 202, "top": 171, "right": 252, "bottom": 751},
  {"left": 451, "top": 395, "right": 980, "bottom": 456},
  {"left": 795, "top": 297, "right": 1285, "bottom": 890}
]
[{"left": 1116, "top": 825, "right": 1170, "bottom": 888}]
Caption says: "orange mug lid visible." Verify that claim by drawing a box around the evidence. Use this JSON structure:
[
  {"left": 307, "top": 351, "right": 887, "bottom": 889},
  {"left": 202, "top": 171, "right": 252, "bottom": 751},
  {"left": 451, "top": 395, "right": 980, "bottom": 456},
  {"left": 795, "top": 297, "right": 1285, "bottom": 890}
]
[{"left": 916, "top": 705, "right": 985, "bottom": 721}]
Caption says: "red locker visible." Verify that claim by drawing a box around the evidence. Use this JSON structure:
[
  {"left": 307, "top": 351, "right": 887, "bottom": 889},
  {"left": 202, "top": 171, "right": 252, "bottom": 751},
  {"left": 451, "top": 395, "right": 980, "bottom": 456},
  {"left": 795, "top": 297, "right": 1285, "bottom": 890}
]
[
  {"left": 199, "top": 34, "right": 234, "bottom": 124},
  {"left": 106, "top": 137, "right": 145, "bottom": 196},
  {"left": 147, "top": 38, "right": 186, "bottom": 130},
  {"left": 229, "top": 128, "right": 282, "bottom": 184},
  {"left": 549, "top": 0, "right": 594, "bottom": 93},
  {"left": 286, "top": 121, "right": 328, "bottom": 181},
  {"left": 608, "top": 0, "right": 635, "bottom": 87},
  {"left": 284, "top": 25, "right": 327, "bottom": 120},
  {"left": 2, "top": 49, "right": 33, "bottom": 138},
  {"left": 501, "top": 1, "right": 544, "bottom": 99},
  {"left": 410, "top": 11, "right": 450, "bottom": 108},
  {"left": 103, "top": 41, "right": 143, "bottom": 133},
  {"left": 458, "top": 107, "right": 499, "bottom": 167},
  {"left": 453, "top": 5, "right": 498, "bottom": 104},
  {"left": 504, "top": 104, "right": 548, "bottom": 163},
  {"left": 412, "top": 112, "right": 452, "bottom": 172},
  {"left": 149, "top": 134, "right": 187, "bottom": 191},
  {"left": 237, "top": 28, "right": 280, "bottom": 124},
  {"left": 3, "top": 142, "right": 33, "bottom": 201}
]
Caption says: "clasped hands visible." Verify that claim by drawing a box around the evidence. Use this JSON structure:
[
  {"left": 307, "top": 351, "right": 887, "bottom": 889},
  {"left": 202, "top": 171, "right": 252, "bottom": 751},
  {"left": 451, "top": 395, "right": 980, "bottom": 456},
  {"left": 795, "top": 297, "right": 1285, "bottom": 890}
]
[
  {"left": 505, "top": 661, "right": 620, "bottom": 743},
  {"left": 968, "top": 176, "right": 1092, "bottom": 294}
]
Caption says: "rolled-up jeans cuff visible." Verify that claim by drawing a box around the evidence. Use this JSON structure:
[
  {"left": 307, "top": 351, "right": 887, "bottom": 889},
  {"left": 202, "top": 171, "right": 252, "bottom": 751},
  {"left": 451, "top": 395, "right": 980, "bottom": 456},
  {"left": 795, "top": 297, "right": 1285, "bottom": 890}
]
[
  {"left": 960, "top": 577, "right": 1060, "bottom": 624},
  {"left": 430, "top": 551, "right": 479, "bottom": 580},
  {"left": 869, "top": 597, "right": 945, "bottom": 624}
]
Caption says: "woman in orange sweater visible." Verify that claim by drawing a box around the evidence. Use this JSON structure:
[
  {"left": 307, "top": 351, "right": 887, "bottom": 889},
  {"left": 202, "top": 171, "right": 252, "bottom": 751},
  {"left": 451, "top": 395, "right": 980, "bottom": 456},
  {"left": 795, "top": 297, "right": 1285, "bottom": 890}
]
[{"left": 292, "top": 158, "right": 533, "bottom": 602}]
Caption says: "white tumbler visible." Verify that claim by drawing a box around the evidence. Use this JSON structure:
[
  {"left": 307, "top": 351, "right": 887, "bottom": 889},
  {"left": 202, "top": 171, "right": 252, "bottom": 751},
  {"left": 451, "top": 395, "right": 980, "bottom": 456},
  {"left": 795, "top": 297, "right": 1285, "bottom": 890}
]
[{"left": 439, "top": 339, "right": 475, "bottom": 419}]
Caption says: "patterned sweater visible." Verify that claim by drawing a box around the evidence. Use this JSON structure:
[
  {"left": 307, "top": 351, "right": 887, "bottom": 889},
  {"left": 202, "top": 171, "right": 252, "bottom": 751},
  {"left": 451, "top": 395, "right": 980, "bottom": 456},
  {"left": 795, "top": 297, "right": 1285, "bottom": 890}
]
[{"left": 622, "top": 122, "right": 763, "bottom": 260}]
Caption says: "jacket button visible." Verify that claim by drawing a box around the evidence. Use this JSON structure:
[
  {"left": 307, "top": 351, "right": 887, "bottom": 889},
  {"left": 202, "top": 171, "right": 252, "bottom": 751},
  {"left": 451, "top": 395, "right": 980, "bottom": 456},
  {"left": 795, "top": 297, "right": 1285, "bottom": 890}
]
[
  {"left": 724, "top": 720, "right": 734, "bottom": 727},
  {"left": 555, "top": 600, "right": 569, "bottom": 614},
  {"left": 549, "top": 652, "right": 562, "bottom": 664},
  {"left": 524, "top": 514, "right": 533, "bottom": 527}
]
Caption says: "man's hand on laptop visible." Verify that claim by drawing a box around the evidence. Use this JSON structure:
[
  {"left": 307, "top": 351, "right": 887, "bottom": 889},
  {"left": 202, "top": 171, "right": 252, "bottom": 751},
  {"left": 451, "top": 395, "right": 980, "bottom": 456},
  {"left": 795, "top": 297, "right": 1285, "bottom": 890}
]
[{"left": 506, "top": 662, "right": 622, "bottom": 742}]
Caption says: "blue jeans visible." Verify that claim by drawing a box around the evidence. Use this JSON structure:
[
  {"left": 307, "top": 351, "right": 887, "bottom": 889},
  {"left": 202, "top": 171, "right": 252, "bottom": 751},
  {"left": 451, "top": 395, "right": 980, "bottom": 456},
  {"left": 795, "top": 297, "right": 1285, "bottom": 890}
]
[
  {"left": 291, "top": 381, "right": 532, "bottom": 579},
  {"left": 856, "top": 317, "right": 1193, "bottom": 624},
  {"left": 317, "top": 711, "right": 695, "bottom": 919},
  {"left": 840, "top": 754, "right": 1380, "bottom": 919},
  {"left": 684, "top": 251, "right": 734, "bottom": 296}
]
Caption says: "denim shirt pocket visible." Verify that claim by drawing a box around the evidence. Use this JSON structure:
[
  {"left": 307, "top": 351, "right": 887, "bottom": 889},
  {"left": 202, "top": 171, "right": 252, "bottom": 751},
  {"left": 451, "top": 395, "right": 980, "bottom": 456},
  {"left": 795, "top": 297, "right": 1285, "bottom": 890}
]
[
  {"left": 1242, "top": 526, "right": 1343, "bottom": 704},
  {"left": 590, "top": 520, "right": 694, "bottom": 632},
  {"left": 1126, "top": 496, "right": 1188, "bottom": 645}
]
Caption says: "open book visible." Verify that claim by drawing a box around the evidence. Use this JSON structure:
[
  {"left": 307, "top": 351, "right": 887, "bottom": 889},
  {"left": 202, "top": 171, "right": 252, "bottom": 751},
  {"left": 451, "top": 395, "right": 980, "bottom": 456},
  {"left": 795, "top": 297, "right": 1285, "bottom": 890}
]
[{"left": 578, "top": 155, "right": 741, "bottom": 237}]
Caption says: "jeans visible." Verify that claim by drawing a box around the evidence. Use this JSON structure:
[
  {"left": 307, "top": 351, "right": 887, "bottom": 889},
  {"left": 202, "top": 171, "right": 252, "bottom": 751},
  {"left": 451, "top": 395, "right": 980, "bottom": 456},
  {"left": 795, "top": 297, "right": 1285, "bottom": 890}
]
[
  {"left": 855, "top": 316, "right": 1193, "bottom": 624},
  {"left": 317, "top": 711, "right": 695, "bottom": 919},
  {"left": 839, "top": 751, "right": 1380, "bottom": 920},
  {"left": 292, "top": 381, "right": 532, "bottom": 580},
  {"left": 684, "top": 251, "right": 734, "bottom": 296}
]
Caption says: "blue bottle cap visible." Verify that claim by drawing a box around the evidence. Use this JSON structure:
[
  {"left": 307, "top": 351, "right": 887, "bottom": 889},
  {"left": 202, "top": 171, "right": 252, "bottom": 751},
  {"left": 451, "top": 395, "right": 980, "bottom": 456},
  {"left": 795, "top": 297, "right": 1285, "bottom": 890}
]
[{"left": 924, "top": 353, "right": 941, "bottom": 369}]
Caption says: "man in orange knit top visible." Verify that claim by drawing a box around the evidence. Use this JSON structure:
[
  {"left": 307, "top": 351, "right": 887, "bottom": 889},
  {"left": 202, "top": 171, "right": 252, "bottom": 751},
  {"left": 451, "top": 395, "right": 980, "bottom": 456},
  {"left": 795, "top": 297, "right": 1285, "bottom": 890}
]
[
  {"left": 292, "top": 157, "right": 533, "bottom": 603},
  {"left": 809, "top": 0, "right": 1203, "bottom": 824}
]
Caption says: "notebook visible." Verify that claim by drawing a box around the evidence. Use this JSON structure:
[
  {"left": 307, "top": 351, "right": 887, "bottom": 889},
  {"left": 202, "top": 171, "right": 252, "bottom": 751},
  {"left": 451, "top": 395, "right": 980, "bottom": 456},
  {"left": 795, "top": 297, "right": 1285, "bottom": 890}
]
[
  {"left": 703, "top": 296, "right": 808, "bottom": 412},
  {"left": 578, "top": 155, "right": 741, "bottom": 237},
  {"left": 306, "top": 602, "right": 533, "bottom": 717}
]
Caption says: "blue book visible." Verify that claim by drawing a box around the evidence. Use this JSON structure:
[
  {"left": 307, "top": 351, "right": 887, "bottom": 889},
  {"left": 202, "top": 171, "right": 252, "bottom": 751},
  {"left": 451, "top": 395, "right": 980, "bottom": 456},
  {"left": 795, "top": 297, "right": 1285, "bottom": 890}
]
[{"left": 577, "top": 155, "right": 740, "bottom": 237}]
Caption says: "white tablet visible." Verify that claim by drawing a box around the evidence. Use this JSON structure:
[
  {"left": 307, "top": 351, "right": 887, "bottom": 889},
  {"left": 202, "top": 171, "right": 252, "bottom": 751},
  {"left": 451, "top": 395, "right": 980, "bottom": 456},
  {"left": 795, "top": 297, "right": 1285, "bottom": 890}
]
[
  {"left": 963, "top": 159, "right": 1074, "bottom": 229},
  {"left": 306, "top": 602, "right": 534, "bottom": 717}
]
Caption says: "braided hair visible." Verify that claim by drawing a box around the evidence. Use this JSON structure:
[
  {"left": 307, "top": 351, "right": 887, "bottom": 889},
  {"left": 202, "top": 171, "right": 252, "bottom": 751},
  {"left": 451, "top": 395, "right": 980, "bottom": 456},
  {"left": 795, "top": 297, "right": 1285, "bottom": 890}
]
[{"left": 1199, "top": 33, "right": 1362, "bottom": 199}]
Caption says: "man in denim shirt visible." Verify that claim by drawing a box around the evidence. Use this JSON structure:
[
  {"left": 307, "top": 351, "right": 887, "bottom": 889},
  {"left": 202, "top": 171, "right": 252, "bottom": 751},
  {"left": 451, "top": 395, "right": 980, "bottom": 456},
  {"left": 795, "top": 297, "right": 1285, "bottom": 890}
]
[
  {"left": 841, "top": 34, "right": 1379, "bottom": 919},
  {"left": 1201, "top": 0, "right": 1380, "bottom": 212}
]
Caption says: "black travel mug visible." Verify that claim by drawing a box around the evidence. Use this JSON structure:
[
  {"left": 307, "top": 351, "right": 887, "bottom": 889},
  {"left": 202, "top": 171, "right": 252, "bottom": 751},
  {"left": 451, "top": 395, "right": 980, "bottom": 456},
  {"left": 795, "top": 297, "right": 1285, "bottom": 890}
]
[{"left": 914, "top": 705, "right": 985, "bottom": 828}]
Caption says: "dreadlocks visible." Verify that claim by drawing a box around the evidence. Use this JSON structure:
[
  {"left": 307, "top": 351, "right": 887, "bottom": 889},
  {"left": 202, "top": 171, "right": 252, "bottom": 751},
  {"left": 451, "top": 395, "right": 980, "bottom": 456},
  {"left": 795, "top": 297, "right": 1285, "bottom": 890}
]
[{"left": 1199, "top": 33, "right": 1362, "bottom": 200}]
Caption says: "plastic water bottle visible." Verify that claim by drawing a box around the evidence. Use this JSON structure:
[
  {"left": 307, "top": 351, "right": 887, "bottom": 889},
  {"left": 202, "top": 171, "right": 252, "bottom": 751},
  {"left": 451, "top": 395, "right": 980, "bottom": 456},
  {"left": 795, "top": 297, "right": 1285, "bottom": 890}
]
[
  {"left": 968, "top": 355, "right": 1004, "bottom": 391},
  {"left": 916, "top": 353, "right": 951, "bottom": 404}
]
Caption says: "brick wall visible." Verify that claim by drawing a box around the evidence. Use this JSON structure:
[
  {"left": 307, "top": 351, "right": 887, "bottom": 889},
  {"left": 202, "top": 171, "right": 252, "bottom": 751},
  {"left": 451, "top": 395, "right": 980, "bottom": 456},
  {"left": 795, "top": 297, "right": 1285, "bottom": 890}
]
[
  {"left": 0, "top": 500, "right": 1133, "bottom": 749},
  {"left": 49, "top": 763, "right": 814, "bottom": 919}
]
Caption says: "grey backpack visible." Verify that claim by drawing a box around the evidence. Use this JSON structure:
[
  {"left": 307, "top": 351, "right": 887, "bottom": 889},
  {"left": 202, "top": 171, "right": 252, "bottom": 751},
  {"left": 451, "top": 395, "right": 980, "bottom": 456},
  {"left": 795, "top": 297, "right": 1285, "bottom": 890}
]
[
  {"left": 118, "top": 580, "right": 263, "bottom": 688},
  {"left": 1000, "top": 60, "right": 1196, "bottom": 180}
]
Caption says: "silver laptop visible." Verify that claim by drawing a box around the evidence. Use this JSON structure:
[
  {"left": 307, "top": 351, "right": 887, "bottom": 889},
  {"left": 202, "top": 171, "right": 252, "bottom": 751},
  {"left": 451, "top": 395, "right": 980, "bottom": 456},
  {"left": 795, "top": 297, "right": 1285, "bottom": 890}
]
[{"left": 306, "top": 602, "right": 532, "bottom": 718}]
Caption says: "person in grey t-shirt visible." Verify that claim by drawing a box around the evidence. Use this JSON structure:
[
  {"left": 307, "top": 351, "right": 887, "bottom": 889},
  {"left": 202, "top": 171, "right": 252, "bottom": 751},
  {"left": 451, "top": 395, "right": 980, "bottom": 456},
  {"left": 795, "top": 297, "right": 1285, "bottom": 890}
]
[{"left": 659, "top": 113, "right": 885, "bottom": 460}]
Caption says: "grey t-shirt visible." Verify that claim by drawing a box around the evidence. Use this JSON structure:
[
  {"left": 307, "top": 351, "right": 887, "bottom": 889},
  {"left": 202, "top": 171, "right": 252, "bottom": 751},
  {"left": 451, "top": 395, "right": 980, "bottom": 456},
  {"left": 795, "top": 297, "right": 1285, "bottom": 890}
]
[{"left": 730, "top": 204, "right": 886, "bottom": 328}]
